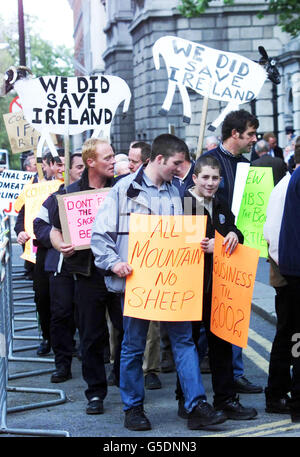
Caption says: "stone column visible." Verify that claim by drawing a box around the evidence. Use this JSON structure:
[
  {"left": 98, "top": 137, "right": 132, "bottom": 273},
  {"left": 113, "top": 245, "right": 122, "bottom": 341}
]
[{"left": 292, "top": 72, "right": 300, "bottom": 137}]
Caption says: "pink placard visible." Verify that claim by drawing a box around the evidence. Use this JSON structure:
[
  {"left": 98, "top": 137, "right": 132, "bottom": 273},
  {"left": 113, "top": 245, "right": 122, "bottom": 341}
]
[{"left": 57, "top": 188, "right": 110, "bottom": 250}]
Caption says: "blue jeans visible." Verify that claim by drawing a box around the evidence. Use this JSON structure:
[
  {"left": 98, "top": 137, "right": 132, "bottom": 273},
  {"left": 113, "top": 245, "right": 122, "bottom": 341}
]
[
  {"left": 198, "top": 326, "right": 244, "bottom": 379},
  {"left": 120, "top": 298, "right": 206, "bottom": 412}
]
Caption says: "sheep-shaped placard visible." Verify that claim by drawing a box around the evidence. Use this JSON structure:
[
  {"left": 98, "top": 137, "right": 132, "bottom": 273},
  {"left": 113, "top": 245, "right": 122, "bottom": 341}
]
[
  {"left": 153, "top": 36, "right": 280, "bottom": 131},
  {"left": 1, "top": 66, "right": 132, "bottom": 162}
]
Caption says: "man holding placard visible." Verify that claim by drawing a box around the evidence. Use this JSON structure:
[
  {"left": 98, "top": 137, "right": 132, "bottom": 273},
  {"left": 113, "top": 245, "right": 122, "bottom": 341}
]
[
  {"left": 91, "top": 134, "right": 227, "bottom": 431},
  {"left": 203, "top": 109, "right": 263, "bottom": 395},
  {"left": 49, "top": 138, "right": 123, "bottom": 416}
]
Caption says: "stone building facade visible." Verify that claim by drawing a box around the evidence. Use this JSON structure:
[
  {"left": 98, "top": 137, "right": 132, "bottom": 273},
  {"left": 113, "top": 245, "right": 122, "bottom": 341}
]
[{"left": 69, "top": 0, "right": 299, "bottom": 155}]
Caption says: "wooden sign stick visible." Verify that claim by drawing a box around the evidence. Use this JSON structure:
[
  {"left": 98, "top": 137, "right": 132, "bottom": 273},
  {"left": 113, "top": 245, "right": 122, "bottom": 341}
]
[
  {"left": 34, "top": 148, "right": 44, "bottom": 181},
  {"left": 64, "top": 134, "right": 70, "bottom": 188},
  {"left": 196, "top": 96, "right": 209, "bottom": 159}
]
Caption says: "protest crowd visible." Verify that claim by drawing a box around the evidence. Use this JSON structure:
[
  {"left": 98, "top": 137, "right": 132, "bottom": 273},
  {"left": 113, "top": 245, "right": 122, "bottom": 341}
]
[{"left": 10, "top": 106, "right": 300, "bottom": 433}]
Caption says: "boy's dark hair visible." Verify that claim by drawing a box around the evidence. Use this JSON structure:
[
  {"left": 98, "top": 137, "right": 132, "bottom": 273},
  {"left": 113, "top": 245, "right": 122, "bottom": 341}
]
[
  {"left": 150, "top": 134, "right": 189, "bottom": 162},
  {"left": 222, "top": 109, "right": 259, "bottom": 141},
  {"left": 70, "top": 153, "right": 83, "bottom": 168},
  {"left": 44, "top": 148, "right": 65, "bottom": 165},
  {"left": 193, "top": 154, "right": 222, "bottom": 176},
  {"left": 43, "top": 151, "right": 53, "bottom": 166},
  {"left": 49, "top": 148, "right": 65, "bottom": 165},
  {"left": 132, "top": 141, "right": 151, "bottom": 163}
]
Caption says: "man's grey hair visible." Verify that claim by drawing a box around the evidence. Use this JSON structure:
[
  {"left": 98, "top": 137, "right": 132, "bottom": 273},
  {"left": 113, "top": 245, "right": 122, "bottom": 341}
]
[
  {"left": 23, "top": 154, "right": 35, "bottom": 168},
  {"left": 255, "top": 139, "right": 270, "bottom": 155}
]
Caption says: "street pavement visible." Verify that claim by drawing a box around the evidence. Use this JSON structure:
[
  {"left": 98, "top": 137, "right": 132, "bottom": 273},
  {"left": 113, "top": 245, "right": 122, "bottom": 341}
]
[{"left": 2, "top": 243, "right": 280, "bottom": 445}]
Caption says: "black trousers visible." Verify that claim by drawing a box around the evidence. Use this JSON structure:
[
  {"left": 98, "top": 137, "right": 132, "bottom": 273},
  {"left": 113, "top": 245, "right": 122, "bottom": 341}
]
[
  {"left": 267, "top": 277, "right": 300, "bottom": 410},
  {"left": 49, "top": 268, "right": 76, "bottom": 372},
  {"left": 176, "top": 291, "right": 235, "bottom": 406},
  {"left": 75, "top": 269, "right": 123, "bottom": 401},
  {"left": 33, "top": 247, "right": 51, "bottom": 342}
]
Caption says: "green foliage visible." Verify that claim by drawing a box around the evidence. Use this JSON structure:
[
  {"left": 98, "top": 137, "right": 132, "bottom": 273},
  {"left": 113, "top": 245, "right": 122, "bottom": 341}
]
[
  {"left": 2, "top": 14, "right": 74, "bottom": 77},
  {"left": 265, "top": 0, "right": 300, "bottom": 38},
  {"left": 178, "top": 0, "right": 233, "bottom": 16},
  {"left": 0, "top": 94, "right": 14, "bottom": 151},
  {"left": 178, "top": 0, "right": 300, "bottom": 37}
]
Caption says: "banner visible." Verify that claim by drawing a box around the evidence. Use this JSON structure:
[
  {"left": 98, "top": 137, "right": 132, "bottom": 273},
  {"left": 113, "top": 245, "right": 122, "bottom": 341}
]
[
  {"left": 0, "top": 169, "right": 35, "bottom": 216},
  {"left": 210, "top": 231, "right": 259, "bottom": 348},
  {"left": 124, "top": 214, "right": 207, "bottom": 321},
  {"left": 236, "top": 166, "right": 274, "bottom": 258},
  {"left": 21, "top": 179, "right": 63, "bottom": 263},
  {"left": 57, "top": 188, "right": 110, "bottom": 250}
]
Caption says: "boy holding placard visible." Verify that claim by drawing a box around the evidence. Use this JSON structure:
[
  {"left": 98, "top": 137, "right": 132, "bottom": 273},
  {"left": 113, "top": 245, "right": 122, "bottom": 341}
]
[{"left": 180, "top": 154, "right": 257, "bottom": 420}]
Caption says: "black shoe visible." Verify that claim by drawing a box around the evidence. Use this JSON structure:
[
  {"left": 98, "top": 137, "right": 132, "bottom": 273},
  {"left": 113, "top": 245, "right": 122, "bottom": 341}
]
[
  {"left": 50, "top": 370, "right": 72, "bottom": 383},
  {"left": 37, "top": 340, "right": 51, "bottom": 356},
  {"left": 178, "top": 398, "right": 189, "bottom": 419},
  {"left": 187, "top": 400, "right": 227, "bottom": 429},
  {"left": 124, "top": 405, "right": 152, "bottom": 431},
  {"left": 144, "top": 373, "right": 162, "bottom": 390},
  {"left": 234, "top": 376, "right": 263, "bottom": 394},
  {"left": 265, "top": 394, "right": 291, "bottom": 414},
  {"left": 86, "top": 397, "right": 104, "bottom": 415},
  {"left": 215, "top": 395, "right": 257, "bottom": 420}
]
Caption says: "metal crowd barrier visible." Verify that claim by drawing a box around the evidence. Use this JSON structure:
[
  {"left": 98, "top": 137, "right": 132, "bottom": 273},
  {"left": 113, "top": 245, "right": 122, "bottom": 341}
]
[
  {"left": 8, "top": 218, "right": 57, "bottom": 378},
  {"left": 0, "top": 212, "right": 69, "bottom": 437}
]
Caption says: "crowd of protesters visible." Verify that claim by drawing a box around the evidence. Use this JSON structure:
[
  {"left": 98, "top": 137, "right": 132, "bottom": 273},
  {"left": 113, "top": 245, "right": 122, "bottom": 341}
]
[{"left": 13, "top": 108, "right": 300, "bottom": 430}]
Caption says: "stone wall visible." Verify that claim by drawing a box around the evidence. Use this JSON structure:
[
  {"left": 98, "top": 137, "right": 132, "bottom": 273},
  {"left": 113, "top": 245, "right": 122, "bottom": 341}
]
[{"left": 102, "top": 0, "right": 135, "bottom": 152}]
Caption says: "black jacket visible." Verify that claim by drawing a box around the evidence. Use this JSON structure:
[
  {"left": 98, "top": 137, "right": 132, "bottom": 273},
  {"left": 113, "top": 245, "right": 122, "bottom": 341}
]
[{"left": 183, "top": 189, "right": 244, "bottom": 294}]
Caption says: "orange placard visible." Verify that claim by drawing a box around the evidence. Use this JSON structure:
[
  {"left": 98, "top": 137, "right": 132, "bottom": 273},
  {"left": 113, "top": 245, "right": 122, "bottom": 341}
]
[
  {"left": 210, "top": 231, "right": 260, "bottom": 348},
  {"left": 123, "top": 214, "right": 207, "bottom": 321}
]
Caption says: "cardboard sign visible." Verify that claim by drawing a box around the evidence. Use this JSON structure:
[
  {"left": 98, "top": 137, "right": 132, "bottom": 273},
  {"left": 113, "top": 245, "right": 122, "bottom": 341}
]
[
  {"left": 0, "top": 169, "right": 35, "bottom": 216},
  {"left": 210, "top": 231, "right": 259, "bottom": 348},
  {"left": 153, "top": 35, "right": 267, "bottom": 129},
  {"left": 236, "top": 167, "right": 274, "bottom": 258},
  {"left": 21, "top": 179, "right": 63, "bottom": 263},
  {"left": 3, "top": 110, "right": 41, "bottom": 154},
  {"left": 231, "top": 162, "right": 250, "bottom": 219},
  {"left": 57, "top": 188, "right": 110, "bottom": 250},
  {"left": 124, "top": 214, "right": 207, "bottom": 321},
  {"left": 16, "top": 75, "right": 131, "bottom": 139}
]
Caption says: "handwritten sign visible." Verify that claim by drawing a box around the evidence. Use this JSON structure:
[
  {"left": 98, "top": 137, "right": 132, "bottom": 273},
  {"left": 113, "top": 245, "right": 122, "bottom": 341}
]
[
  {"left": 16, "top": 75, "right": 131, "bottom": 138},
  {"left": 57, "top": 188, "right": 110, "bottom": 250},
  {"left": 231, "top": 162, "right": 250, "bottom": 219},
  {"left": 3, "top": 110, "right": 41, "bottom": 154},
  {"left": 0, "top": 169, "right": 35, "bottom": 215},
  {"left": 153, "top": 35, "right": 267, "bottom": 129},
  {"left": 210, "top": 231, "right": 259, "bottom": 348},
  {"left": 14, "top": 74, "right": 131, "bottom": 161},
  {"left": 236, "top": 167, "right": 274, "bottom": 258},
  {"left": 124, "top": 214, "right": 207, "bottom": 321},
  {"left": 21, "top": 179, "right": 63, "bottom": 263}
]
